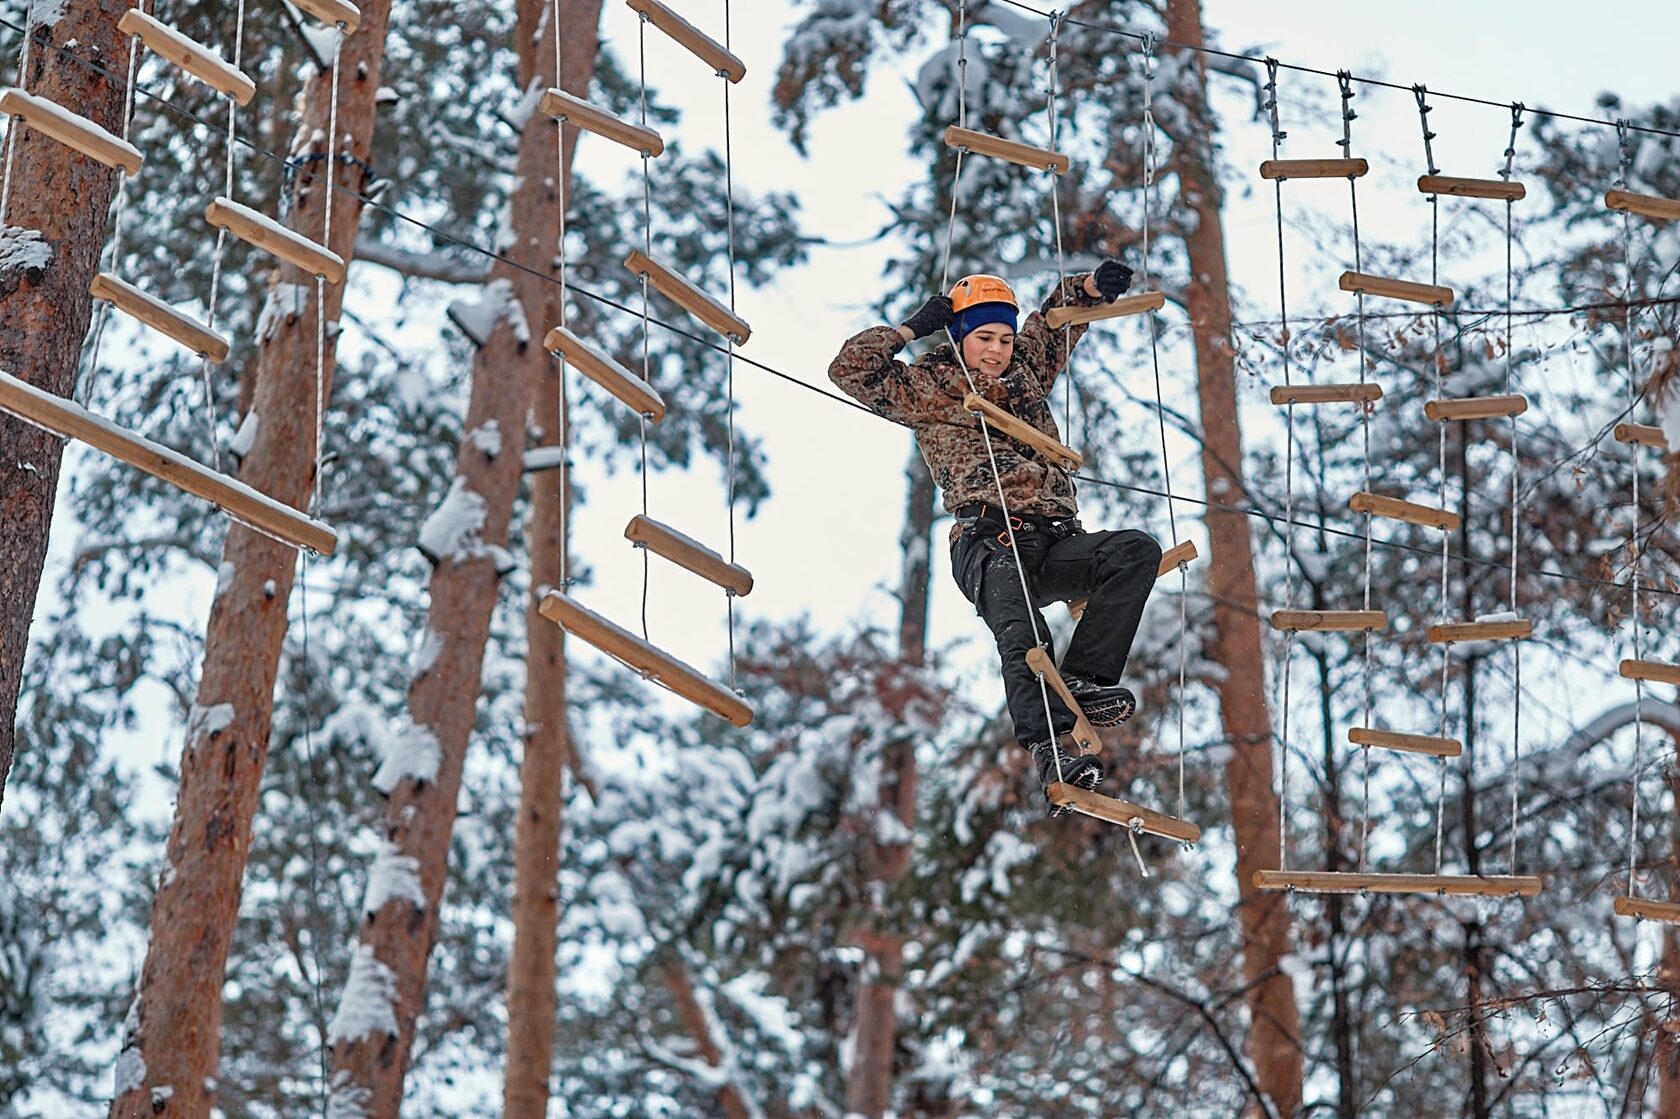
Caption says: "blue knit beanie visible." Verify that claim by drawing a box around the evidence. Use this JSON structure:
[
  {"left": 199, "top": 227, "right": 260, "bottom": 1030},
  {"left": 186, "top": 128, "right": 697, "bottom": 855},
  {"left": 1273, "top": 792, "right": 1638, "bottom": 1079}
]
[{"left": 953, "top": 301, "right": 1019, "bottom": 348}]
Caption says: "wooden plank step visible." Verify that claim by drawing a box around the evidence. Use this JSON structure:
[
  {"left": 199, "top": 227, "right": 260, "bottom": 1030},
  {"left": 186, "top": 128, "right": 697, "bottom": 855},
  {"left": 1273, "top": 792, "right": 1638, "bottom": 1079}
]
[
  {"left": 1045, "top": 290, "right": 1163, "bottom": 329},
  {"left": 1425, "top": 394, "right": 1528, "bottom": 422},
  {"left": 1271, "top": 610, "right": 1388, "bottom": 633},
  {"left": 0, "top": 88, "right": 142, "bottom": 174},
  {"left": 1428, "top": 618, "right": 1532, "bottom": 644},
  {"left": 963, "top": 393, "right": 1081, "bottom": 471},
  {"left": 624, "top": 249, "right": 750, "bottom": 344},
  {"left": 543, "top": 326, "right": 665, "bottom": 420},
  {"left": 1621, "top": 659, "right": 1680, "bottom": 686},
  {"left": 1349, "top": 491, "right": 1459, "bottom": 531},
  {"left": 1339, "top": 271, "right": 1454, "bottom": 307},
  {"left": 943, "top": 125, "right": 1069, "bottom": 174},
  {"left": 1348, "top": 727, "right": 1462, "bottom": 757},
  {"left": 625, "top": 513, "right": 752, "bottom": 597},
  {"left": 118, "top": 9, "right": 255, "bottom": 105},
  {"left": 1271, "top": 382, "right": 1383, "bottom": 406},
  {"left": 1615, "top": 423, "right": 1665, "bottom": 449},
  {"left": 537, "top": 589, "right": 752, "bottom": 726},
  {"left": 1259, "top": 157, "right": 1368, "bottom": 180},
  {"left": 1615, "top": 896, "right": 1680, "bottom": 923},
  {"left": 292, "top": 0, "right": 361, "bottom": 30},
  {"left": 206, "top": 197, "right": 345, "bottom": 282},
  {"left": 539, "top": 88, "right": 664, "bottom": 156},
  {"left": 1418, "top": 175, "right": 1526, "bottom": 202},
  {"left": 1024, "top": 647, "right": 1098, "bottom": 754},
  {"left": 0, "top": 369, "right": 335, "bottom": 553},
  {"left": 1606, "top": 189, "right": 1680, "bottom": 223},
  {"left": 1047, "top": 783, "right": 1201, "bottom": 843},
  {"left": 1255, "top": 870, "right": 1542, "bottom": 897},
  {"left": 626, "top": 0, "right": 745, "bottom": 82},
  {"left": 1069, "top": 540, "right": 1196, "bottom": 621},
  {"left": 90, "top": 273, "right": 230, "bottom": 362}
]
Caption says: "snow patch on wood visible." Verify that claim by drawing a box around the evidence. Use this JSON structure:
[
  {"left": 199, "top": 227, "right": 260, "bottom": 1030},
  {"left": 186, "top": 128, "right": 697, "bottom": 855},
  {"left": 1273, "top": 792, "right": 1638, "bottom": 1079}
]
[
  {"left": 417, "top": 477, "right": 487, "bottom": 563},
  {"left": 185, "top": 702, "right": 236, "bottom": 745},
  {"left": 326, "top": 944, "right": 399, "bottom": 1044},
  {"left": 522, "top": 444, "right": 564, "bottom": 473},
  {"left": 0, "top": 225, "right": 51, "bottom": 273},
  {"left": 411, "top": 628, "right": 443, "bottom": 677},
  {"left": 229, "top": 410, "right": 259, "bottom": 459},
  {"left": 215, "top": 561, "right": 235, "bottom": 598},
  {"left": 373, "top": 720, "right": 441, "bottom": 793},
  {"left": 361, "top": 840, "right": 426, "bottom": 917},
  {"left": 466, "top": 419, "right": 502, "bottom": 458},
  {"left": 256, "top": 282, "right": 313, "bottom": 342},
  {"left": 446, "top": 277, "right": 529, "bottom": 347},
  {"left": 326, "top": 1070, "right": 372, "bottom": 1119},
  {"left": 1661, "top": 376, "right": 1680, "bottom": 453},
  {"left": 112, "top": 1047, "right": 146, "bottom": 1098}
]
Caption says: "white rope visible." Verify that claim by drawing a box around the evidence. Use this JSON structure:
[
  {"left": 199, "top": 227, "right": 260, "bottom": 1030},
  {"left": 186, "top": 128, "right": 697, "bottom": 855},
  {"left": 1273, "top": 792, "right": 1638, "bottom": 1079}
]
[
  {"left": 1503, "top": 103, "right": 1526, "bottom": 875},
  {"left": 1044, "top": 11, "right": 1072, "bottom": 439},
  {"left": 76, "top": 15, "right": 141, "bottom": 408},
  {"left": 196, "top": 0, "right": 247, "bottom": 472},
  {"left": 939, "top": 1, "right": 967, "bottom": 291},
  {"left": 0, "top": 0, "right": 39, "bottom": 226},
  {"left": 721, "top": 0, "right": 739, "bottom": 690},
  {"left": 310, "top": 26, "right": 343, "bottom": 518},
  {"left": 1263, "top": 58, "right": 1295, "bottom": 870},
  {"left": 553, "top": 0, "right": 571, "bottom": 593},
  {"left": 1616, "top": 120, "right": 1646, "bottom": 899},
  {"left": 635, "top": 11, "right": 653, "bottom": 641}
]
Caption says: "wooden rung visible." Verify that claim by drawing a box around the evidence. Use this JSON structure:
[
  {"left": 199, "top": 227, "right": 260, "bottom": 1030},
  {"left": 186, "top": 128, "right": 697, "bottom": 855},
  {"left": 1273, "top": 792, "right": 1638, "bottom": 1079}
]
[
  {"left": 1271, "top": 610, "right": 1387, "bottom": 633},
  {"left": 943, "top": 125, "right": 1069, "bottom": 174},
  {"left": 626, "top": 0, "right": 745, "bottom": 82},
  {"left": 1615, "top": 896, "right": 1680, "bottom": 923},
  {"left": 1349, "top": 491, "right": 1459, "bottom": 531},
  {"left": 292, "top": 0, "right": 361, "bottom": 31},
  {"left": 1424, "top": 394, "right": 1528, "bottom": 422},
  {"left": 543, "top": 326, "right": 665, "bottom": 421},
  {"left": 1427, "top": 618, "right": 1532, "bottom": 644},
  {"left": 90, "top": 273, "right": 230, "bottom": 362},
  {"left": 1255, "top": 870, "right": 1542, "bottom": 897},
  {"left": 0, "top": 88, "right": 142, "bottom": 174},
  {"left": 1023, "top": 647, "right": 1099, "bottom": 755},
  {"left": 537, "top": 589, "right": 752, "bottom": 726},
  {"left": 1047, "top": 783, "right": 1200, "bottom": 843},
  {"left": 118, "top": 10, "right": 256, "bottom": 105},
  {"left": 206, "top": 197, "right": 345, "bottom": 283},
  {"left": 1621, "top": 659, "right": 1680, "bottom": 686},
  {"left": 539, "top": 88, "right": 664, "bottom": 156},
  {"left": 625, "top": 513, "right": 752, "bottom": 597},
  {"left": 1259, "top": 157, "right": 1369, "bottom": 181},
  {"left": 0, "top": 369, "right": 335, "bottom": 554},
  {"left": 1418, "top": 175, "right": 1526, "bottom": 202},
  {"left": 1044, "top": 290, "right": 1164, "bottom": 329},
  {"left": 1615, "top": 423, "right": 1666, "bottom": 449},
  {"left": 1068, "top": 540, "right": 1196, "bottom": 620},
  {"left": 1338, "top": 271, "right": 1454, "bottom": 307},
  {"left": 1348, "top": 727, "right": 1462, "bottom": 757},
  {"left": 962, "top": 393, "right": 1081, "bottom": 471},
  {"left": 1606, "top": 189, "right": 1680, "bottom": 223},
  {"left": 624, "top": 249, "right": 750, "bottom": 344},
  {"left": 1271, "top": 383, "right": 1383, "bottom": 406}
]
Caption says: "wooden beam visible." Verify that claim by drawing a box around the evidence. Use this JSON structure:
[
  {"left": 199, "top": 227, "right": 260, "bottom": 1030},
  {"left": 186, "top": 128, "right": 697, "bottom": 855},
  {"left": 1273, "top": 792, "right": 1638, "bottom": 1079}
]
[
  {"left": 1348, "top": 727, "right": 1462, "bottom": 757},
  {"left": 1615, "top": 422, "right": 1666, "bottom": 449},
  {"left": 0, "top": 88, "right": 142, "bottom": 174},
  {"left": 292, "top": 0, "right": 361, "bottom": 31},
  {"left": 537, "top": 590, "right": 752, "bottom": 726},
  {"left": 1069, "top": 540, "right": 1196, "bottom": 620},
  {"left": 1606, "top": 189, "right": 1680, "bottom": 223},
  {"left": 943, "top": 125, "right": 1069, "bottom": 174},
  {"left": 1622, "top": 659, "right": 1680, "bottom": 687},
  {"left": 90, "top": 273, "right": 230, "bottom": 362},
  {"left": 1349, "top": 490, "right": 1459, "bottom": 531},
  {"left": 1427, "top": 618, "right": 1532, "bottom": 644},
  {"left": 1023, "top": 647, "right": 1099, "bottom": 754},
  {"left": 624, "top": 249, "right": 750, "bottom": 344},
  {"left": 1255, "top": 870, "right": 1542, "bottom": 897},
  {"left": 1259, "top": 157, "right": 1369, "bottom": 180},
  {"left": 1338, "top": 271, "right": 1454, "bottom": 307},
  {"left": 1271, "top": 382, "right": 1383, "bottom": 406},
  {"left": 1424, "top": 394, "right": 1528, "bottom": 422},
  {"left": 0, "top": 369, "right": 335, "bottom": 553},
  {"left": 543, "top": 325, "right": 665, "bottom": 420},
  {"left": 963, "top": 393, "right": 1081, "bottom": 470},
  {"left": 538, "top": 88, "right": 664, "bottom": 156},
  {"left": 1271, "top": 610, "right": 1388, "bottom": 633},
  {"left": 1615, "top": 895, "right": 1680, "bottom": 923},
  {"left": 1418, "top": 175, "right": 1526, "bottom": 202},
  {"left": 1044, "top": 290, "right": 1164, "bottom": 329},
  {"left": 206, "top": 196, "right": 345, "bottom": 282},
  {"left": 117, "top": 10, "right": 256, "bottom": 105},
  {"left": 626, "top": 0, "right": 745, "bottom": 82},
  {"left": 625, "top": 513, "right": 753, "bottom": 597},
  {"left": 1047, "top": 783, "right": 1201, "bottom": 843}
]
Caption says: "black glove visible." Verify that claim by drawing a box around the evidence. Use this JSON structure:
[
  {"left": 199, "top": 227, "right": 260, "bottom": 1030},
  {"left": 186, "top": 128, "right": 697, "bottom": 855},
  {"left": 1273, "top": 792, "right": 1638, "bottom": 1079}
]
[
  {"left": 899, "top": 294, "right": 955, "bottom": 340},
  {"left": 1092, "top": 259, "right": 1134, "bottom": 300}
]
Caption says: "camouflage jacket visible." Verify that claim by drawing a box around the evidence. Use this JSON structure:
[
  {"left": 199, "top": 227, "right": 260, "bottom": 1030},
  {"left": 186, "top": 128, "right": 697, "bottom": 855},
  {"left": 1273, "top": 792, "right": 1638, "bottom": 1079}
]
[{"left": 828, "top": 274, "right": 1104, "bottom": 519}]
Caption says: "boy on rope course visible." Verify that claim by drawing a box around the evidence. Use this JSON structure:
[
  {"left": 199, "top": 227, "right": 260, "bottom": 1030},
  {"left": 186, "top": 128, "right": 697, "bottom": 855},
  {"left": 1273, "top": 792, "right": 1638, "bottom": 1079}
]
[{"left": 829, "top": 264, "right": 1164, "bottom": 812}]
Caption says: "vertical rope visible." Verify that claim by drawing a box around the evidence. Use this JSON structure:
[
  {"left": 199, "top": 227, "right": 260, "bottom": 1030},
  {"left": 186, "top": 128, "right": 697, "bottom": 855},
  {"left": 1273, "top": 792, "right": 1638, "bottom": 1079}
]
[
  {"left": 76, "top": 18, "right": 141, "bottom": 407},
  {"left": 310, "top": 27, "right": 343, "bottom": 518},
  {"left": 0, "top": 0, "right": 42, "bottom": 226},
  {"left": 1616, "top": 120, "right": 1646, "bottom": 899},
  {"left": 1503, "top": 103, "right": 1526, "bottom": 875},
  {"left": 1044, "top": 11, "right": 1072, "bottom": 440},
  {"left": 939, "top": 0, "right": 967, "bottom": 291},
  {"left": 1263, "top": 58, "right": 1295, "bottom": 869},
  {"left": 553, "top": 0, "right": 570, "bottom": 593},
  {"left": 196, "top": 0, "right": 248, "bottom": 473},
  {"left": 635, "top": 11, "right": 653, "bottom": 642},
  {"left": 721, "top": 0, "right": 739, "bottom": 689}
]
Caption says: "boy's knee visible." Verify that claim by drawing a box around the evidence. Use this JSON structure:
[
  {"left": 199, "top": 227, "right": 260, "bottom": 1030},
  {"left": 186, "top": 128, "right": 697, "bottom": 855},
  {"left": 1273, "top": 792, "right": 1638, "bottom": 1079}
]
[{"left": 1101, "top": 529, "right": 1162, "bottom": 571}]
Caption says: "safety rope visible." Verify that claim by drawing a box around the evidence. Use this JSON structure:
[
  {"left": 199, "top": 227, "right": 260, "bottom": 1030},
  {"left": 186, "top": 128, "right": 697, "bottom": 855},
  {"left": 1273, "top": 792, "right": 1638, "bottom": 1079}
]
[
  {"left": 194, "top": 0, "right": 248, "bottom": 473},
  {"left": 1615, "top": 119, "right": 1646, "bottom": 900},
  {"left": 0, "top": 0, "right": 37, "bottom": 225},
  {"left": 553, "top": 0, "right": 571, "bottom": 593},
  {"left": 635, "top": 10, "right": 654, "bottom": 643},
  {"left": 76, "top": 6, "right": 140, "bottom": 407},
  {"left": 1044, "top": 10, "right": 1072, "bottom": 440},
  {"left": 1503, "top": 102, "right": 1526, "bottom": 876},
  {"left": 721, "top": 0, "right": 739, "bottom": 690},
  {"left": 938, "top": 1, "right": 968, "bottom": 291}
]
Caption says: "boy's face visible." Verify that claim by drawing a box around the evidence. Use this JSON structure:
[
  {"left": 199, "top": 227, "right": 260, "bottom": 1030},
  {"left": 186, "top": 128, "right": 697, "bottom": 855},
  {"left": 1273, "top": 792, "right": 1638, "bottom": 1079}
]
[{"left": 962, "top": 324, "right": 1015, "bottom": 376}]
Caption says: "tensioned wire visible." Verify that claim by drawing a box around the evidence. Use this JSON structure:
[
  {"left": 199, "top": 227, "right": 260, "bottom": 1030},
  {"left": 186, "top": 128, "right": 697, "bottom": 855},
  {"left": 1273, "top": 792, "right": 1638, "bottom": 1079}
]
[
  {"left": 1615, "top": 120, "right": 1647, "bottom": 902},
  {"left": 635, "top": 9, "right": 653, "bottom": 643},
  {"left": 722, "top": 0, "right": 739, "bottom": 689}
]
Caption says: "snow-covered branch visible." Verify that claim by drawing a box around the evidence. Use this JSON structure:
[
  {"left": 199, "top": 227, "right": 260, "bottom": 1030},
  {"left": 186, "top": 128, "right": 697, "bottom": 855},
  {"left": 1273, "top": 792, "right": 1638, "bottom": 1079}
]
[{"left": 353, "top": 236, "right": 490, "bottom": 284}]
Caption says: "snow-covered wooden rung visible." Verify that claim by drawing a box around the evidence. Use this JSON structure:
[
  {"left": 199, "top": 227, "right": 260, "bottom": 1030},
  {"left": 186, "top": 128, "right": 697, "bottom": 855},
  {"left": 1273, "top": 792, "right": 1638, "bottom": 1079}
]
[
  {"left": 539, "top": 89, "right": 664, "bottom": 156},
  {"left": 1338, "top": 271, "right": 1454, "bottom": 307},
  {"left": 1615, "top": 422, "right": 1665, "bottom": 449},
  {"left": 626, "top": 0, "right": 745, "bottom": 82},
  {"left": 1348, "top": 727, "right": 1462, "bottom": 757},
  {"left": 292, "top": 0, "right": 361, "bottom": 31},
  {"left": 1606, "top": 189, "right": 1680, "bottom": 223},
  {"left": 543, "top": 326, "right": 665, "bottom": 420},
  {"left": 1349, "top": 491, "right": 1459, "bottom": 531},
  {"left": 1047, "top": 783, "right": 1201, "bottom": 844},
  {"left": 1621, "top": 659, "right": 1680, "bottom": 687},
  {"left": 625, "top": 513, "right": 753, "bottom": 597},
  {"left": 1271, "top": 610, "right": 1387, "bottom": 633},
  {"left": 90, "top": 273, "right": 230, "bottom": 362},
  {"left": 943, "top": 125, "right": 1069, "bottom": 174},
  {"left": 206, "top": 197, "right": 345, "bottom": 282},
  {"left": 1044, "top": 290, "right": 1164, "bottom": 329},
  {"left": 1259, "top": 157, "right": 1368, "bottom": 180},
  {"left": 624, "top": 249, "right": 750, "bottom": 344},
  {"left": 1418, "top": 175, "right": 1526, "bottom": 202},
  {"left": 0, "top": 369, "right": 335, "bottom": 554},
  {"left": 963, "top": 393, "right": 1080, "bottom": 471},
  {"left": 1271, "top": 383, "right": 1383, "bottom": 406},
  {"left": 117, "top": 10, "right": 256, "bottom": 105},
  {"left": 537, "top": 589, "right": 752, "bottom": 727},
  {"left": 1068, "top": 540, "right": 1196, "bottom": 621},
  {"left": 1424, "top": 394, "right": 1528, "bottom": 422},
  {"left": 1024, "top": 647, "right": 1099, "bottom": 755},
  {"left": 1255, "top": 870, "right": 1541, "bottom": 897},
  {"left": 0, "top": 88, "right": 141, "bottom": 174},
  {"left": 1428, "top": 617, "right": 1531, "bottom": 644},
  {"left": 1615, "top": 896, "right": 1680, "bottom": 923}
]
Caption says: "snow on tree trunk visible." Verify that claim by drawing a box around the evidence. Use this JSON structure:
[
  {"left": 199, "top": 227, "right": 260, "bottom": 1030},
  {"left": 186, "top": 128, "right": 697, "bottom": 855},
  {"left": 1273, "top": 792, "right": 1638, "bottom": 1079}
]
[
  {"left": 0, "top": 0, "right": 131, "bottom": 811},
  {"left": 1164, "top": 2, "right": 1304, "bottom": 1115},
  {"left": 107, "top": 6, "right": 395, "bottom": 1115}
]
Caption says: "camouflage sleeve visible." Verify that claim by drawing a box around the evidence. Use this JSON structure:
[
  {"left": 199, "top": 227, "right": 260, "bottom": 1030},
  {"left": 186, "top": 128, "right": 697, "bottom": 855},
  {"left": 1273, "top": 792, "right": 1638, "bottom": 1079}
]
[
  {"left": 827, "top": 325, "right": 945, "bottom": 425},
  {"left": 1011, "top": 273, "right": 1106, "bottom": 397}
]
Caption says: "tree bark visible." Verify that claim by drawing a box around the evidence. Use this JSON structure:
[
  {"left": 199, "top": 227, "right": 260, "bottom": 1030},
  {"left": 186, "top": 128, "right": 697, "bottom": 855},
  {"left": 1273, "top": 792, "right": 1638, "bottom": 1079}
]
[
  {"left": 0, "top": 0, "right": 131, "bottom": 811},
  {"left": 1658, "top": 766, "right": 1680, "bottom": 1115},
  {"left": 109, "top": 6, "right": 393, "bottom": 1115},
  {"left": 329, "top": 4, "right": 599, "bottom": 1115},
  {"left": 660, "top": 958, "right": 753, "bottom": 1119},
  {"left": 1164, "top": 2, "right": 1303, "bottom": 1114}
]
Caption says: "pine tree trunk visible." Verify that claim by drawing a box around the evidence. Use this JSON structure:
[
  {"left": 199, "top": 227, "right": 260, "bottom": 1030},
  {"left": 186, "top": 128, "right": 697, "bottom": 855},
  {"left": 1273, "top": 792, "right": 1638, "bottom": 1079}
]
[
  {"left": 0, "top": 1, "right": 131, "bottom": 811},
  {"left": 109, "top": 7, "right": 393, "bottom": 1115},
  {"left": 1164, "top": 3, "right": 1303, "bottom": 1114},
  {"left": 1659, "top": 766, "right": 1680, "bottom": 1113},
  {"left": 661, "top": 958, "right": 752, "bottom": 1119},
  {"left": 329, "top": 5, "right": 599, "bottom": 1114}
]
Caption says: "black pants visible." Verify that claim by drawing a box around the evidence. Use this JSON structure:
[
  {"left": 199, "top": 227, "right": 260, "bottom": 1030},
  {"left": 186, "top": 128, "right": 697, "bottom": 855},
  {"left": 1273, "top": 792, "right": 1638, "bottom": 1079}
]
[{"left": 951, "top": 514, "right": 1162, "bottom": 748}]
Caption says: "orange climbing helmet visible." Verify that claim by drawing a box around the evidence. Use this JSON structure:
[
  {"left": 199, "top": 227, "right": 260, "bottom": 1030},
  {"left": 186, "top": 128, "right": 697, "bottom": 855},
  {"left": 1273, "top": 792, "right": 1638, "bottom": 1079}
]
[{"left": 948, "top": 273, "right": 1019, "bottom": 313}]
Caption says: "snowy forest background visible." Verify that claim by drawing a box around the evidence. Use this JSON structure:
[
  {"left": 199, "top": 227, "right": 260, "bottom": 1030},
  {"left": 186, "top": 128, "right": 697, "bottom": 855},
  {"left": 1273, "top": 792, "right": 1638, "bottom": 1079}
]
[{"left": 3, "top": 0, "right": 1680, "bottom": 1116}]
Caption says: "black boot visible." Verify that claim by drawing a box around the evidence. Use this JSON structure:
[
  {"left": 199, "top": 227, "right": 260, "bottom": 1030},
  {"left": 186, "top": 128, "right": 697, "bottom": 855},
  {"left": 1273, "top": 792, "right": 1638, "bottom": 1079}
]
[
  {"left": 1062, "top": 673, "right": 1136, "bottom": 728},
  {"left": 1029, "top": 738, "right": 1104, "bottom": 815}
]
